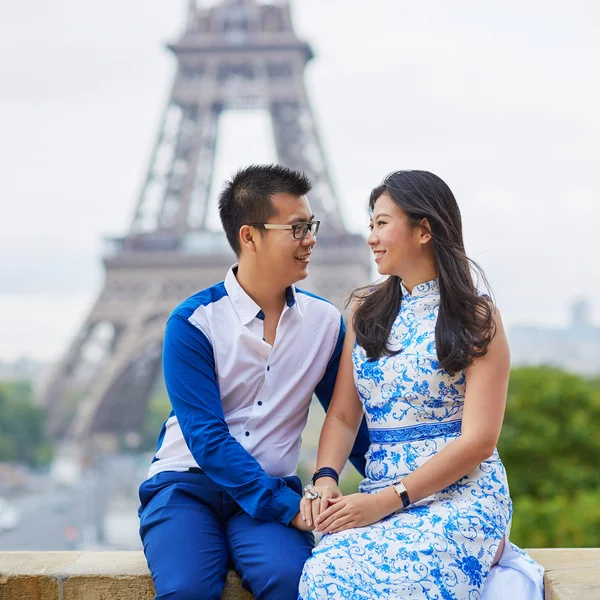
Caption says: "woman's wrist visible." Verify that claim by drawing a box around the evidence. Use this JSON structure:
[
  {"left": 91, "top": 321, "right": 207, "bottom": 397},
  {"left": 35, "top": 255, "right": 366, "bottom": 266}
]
[
  {"left": 313, "top": 476, "right": 338, "bottom": 488},
  {"left": 375, "top": 486, "right": 408, "bottom": 516},
  {"left": 391, "top": 480, "right": 411, "bottom": 508},
  {"left": 312, "top": 466, "right": 339, "bottom": 485}
]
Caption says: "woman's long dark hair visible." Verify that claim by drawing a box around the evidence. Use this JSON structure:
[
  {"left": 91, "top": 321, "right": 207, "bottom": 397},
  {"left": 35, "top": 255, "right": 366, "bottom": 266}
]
[{"left": 351, "top": 170, "right": 495, "bottom": 375}]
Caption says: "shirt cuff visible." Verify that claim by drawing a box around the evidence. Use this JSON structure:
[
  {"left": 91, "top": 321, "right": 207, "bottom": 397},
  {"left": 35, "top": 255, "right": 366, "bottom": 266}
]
[{"left": 271, "top": 485, "right": 302, "bottom": 526}]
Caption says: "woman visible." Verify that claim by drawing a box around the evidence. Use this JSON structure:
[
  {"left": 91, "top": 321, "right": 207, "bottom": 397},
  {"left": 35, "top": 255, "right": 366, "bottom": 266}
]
[{"left": 298, "top": 171, "right": 543, "bottom": 599}]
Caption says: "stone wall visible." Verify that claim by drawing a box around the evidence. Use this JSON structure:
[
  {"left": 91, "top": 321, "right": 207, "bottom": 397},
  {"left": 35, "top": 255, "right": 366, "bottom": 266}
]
[{"left": 0, "top": 549, "right": 598, "bottom": 599}]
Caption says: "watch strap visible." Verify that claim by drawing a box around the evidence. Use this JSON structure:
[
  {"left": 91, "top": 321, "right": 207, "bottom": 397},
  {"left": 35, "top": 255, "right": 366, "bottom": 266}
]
[{"left": 392, "top": 481, "right": 411, "bottom": 508}]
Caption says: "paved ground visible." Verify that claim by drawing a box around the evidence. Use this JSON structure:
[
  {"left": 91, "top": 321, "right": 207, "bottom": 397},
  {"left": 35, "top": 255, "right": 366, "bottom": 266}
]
[{"left": 0, "top": 455, "right": 145, "bottom": 551}]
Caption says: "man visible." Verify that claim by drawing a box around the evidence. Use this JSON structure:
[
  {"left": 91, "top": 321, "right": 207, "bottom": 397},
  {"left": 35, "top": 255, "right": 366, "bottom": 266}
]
[{"left": 138, "top": 164, "right": 369, "bottom": 600}]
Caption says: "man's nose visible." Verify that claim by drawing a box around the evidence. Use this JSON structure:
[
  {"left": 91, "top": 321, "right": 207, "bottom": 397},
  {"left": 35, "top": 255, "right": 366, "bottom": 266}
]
[{"left": 301, "top": 230, "right": 316, "bottom": 246}]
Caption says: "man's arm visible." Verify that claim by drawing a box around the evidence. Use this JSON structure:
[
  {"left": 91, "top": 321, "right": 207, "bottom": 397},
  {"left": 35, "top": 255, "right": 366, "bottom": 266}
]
[
  {"left": 314, "top": 314, "right": 370, "bottom": 477},
  {"left": 163, "top": 314, "right": 301, "bottom": 525}
]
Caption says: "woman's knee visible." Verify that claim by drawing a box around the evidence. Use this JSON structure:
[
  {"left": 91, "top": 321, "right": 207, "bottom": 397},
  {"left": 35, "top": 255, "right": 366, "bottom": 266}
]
[{"left": 300, "top": 553, "right": 327, "bottom": 581}]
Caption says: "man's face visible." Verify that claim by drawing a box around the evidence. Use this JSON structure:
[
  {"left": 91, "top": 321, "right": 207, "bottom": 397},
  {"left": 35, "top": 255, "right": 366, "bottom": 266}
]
[{"left": 253, "top": 193, "right": 316, "bottom": 288}]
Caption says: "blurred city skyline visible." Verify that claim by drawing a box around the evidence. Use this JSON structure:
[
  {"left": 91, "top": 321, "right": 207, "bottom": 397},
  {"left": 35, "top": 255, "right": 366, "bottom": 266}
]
[{"left": 1, "top": 0, "right": 599, "bottom": 361}]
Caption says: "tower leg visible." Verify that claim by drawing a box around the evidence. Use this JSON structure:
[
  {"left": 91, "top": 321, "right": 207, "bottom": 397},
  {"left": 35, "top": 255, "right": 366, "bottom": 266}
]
[
  {"left": 270, "top": 98, "right": 343, "bottom": 233},
  {"left": 161, "top": 103, "right": 221, "bottom": 236},
  {"left": 68, "top": 316, "right": 165, "bottom": 447}
]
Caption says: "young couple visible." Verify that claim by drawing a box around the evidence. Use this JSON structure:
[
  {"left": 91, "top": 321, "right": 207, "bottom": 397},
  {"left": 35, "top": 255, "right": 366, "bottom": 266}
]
[{"left": 138, "top": 164, "right": 544, "bottom": 599}]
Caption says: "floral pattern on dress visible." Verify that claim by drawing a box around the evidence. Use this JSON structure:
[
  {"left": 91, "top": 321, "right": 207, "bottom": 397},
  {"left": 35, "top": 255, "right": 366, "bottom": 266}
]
[{"left": 299, "top": 279, "right": 543, "bottom": 600}]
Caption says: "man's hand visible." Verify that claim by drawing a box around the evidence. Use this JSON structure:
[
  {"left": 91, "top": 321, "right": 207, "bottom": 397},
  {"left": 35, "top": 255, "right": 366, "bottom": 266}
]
[
  {"left": 299, "top": 477, "right": 342, "bottom": 527},
  {"left": 290, "top": 511, "right": 314, "bottom": 531},
  {"left": 314, "top": 492, "right": 391, "bottom": 534}
]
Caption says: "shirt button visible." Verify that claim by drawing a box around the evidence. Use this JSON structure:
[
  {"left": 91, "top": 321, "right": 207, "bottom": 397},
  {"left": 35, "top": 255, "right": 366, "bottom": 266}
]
[
  {"left": 267, "top": 366, "right": 270, "bottom": 371},
  {"left": 258, "top": 401, "right": 263, "bottom": 406},
  {"left": 245, "top": 431, "right": 250, "bottom": 437}
]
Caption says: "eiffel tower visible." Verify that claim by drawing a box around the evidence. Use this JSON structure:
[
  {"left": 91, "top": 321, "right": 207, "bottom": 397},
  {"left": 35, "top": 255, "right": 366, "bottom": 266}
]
[{"left": 42, "top": 0, "right": 372, "bottom": 452}]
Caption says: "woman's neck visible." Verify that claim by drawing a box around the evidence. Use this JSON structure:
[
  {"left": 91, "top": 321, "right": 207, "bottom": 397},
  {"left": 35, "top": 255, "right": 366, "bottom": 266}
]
[{"left": 399, "top": 264, "right": 438, "bottom": 295}]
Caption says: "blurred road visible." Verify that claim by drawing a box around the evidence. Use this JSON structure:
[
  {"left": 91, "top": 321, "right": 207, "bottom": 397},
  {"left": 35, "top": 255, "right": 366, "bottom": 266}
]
[{"left": 0, "top": 454, "right": 146, "bottom": 551}]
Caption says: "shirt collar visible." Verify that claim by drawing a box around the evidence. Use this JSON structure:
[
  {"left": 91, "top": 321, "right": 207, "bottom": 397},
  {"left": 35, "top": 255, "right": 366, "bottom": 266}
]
[
  {"left": 400, "top": 278, "right": 440, "bottom": 300},
  {"left": 224, "top": 265, "right": 300, "bottom": 325},
  {"left": 286, "top": 285, "right": 299, "bottom": 312}
]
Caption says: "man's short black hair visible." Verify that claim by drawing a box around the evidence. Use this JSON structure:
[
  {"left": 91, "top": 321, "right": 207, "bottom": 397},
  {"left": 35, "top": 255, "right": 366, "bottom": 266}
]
[{"left": 218, "top": 164, "right": 312, "bottom": 255}]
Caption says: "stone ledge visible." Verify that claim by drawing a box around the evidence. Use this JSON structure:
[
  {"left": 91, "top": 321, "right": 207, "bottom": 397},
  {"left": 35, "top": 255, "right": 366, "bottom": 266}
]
[
  {"left": 0, "top": 549, "right": 597, "bottom": 599},
  {"left": 528, "top": 549, "right": 600, "bottom": 600},
  {"left": 0, "top": 552, "right": 251, "bottom": 600}
]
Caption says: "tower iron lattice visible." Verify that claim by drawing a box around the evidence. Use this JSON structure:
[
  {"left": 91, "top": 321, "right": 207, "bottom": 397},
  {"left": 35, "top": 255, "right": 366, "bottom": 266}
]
[{"left": 41, "top": 0, "right": 372, "bottom": 451}]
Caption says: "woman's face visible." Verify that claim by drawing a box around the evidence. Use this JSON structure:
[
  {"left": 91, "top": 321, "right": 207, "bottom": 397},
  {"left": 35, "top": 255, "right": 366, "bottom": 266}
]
[{"left": 367, "top": 193, "right": 424, "bottom": 277}]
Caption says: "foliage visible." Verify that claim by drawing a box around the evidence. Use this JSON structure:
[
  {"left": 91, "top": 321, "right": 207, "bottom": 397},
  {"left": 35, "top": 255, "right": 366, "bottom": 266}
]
[
  {"left": 0, "top": 381, "right": 53, "bottom": 466},
  {"left": 498, "top": 366, "right": 600, "bottom": 548},
  {"left": 510, "top": 490, "right": 600, "bottom": 548},
  {"left": 139, "top": 386, "right": 171, "bottom": 452},
  {"left": 339, "top": 468, "right": 363, "bottom": 496}
]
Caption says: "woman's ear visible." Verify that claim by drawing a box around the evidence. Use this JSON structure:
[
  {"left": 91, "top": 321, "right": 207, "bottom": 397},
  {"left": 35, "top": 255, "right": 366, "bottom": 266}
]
[
  {"left": 239, "top": 225, "right": 257, "bottom": 253},
  {"left": 418, "top": 218, "right": 433, "bottom": 244}
]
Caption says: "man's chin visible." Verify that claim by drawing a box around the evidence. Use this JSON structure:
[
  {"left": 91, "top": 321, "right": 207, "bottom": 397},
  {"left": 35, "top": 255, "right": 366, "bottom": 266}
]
[
  {"left": 282, "top": 265, "right": 308, "bottom": 287},
  {"left": 295, "top": 264, "right": 310, "bottom": 281}
]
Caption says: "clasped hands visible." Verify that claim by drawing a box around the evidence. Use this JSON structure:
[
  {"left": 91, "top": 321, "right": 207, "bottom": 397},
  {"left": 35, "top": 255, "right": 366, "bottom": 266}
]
[{"left": 295, "top": 477, "right": 390, "bottom": 534}]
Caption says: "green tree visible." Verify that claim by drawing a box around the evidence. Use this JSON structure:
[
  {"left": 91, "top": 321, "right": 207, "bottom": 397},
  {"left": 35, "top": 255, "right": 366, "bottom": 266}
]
[
  {"left": 0, "top": 381, "right": 53, "bottom": 466},
  {"left": 499, "top": 366, "right": 600, "bottom": 547},
  {"left": 140, "top": 387, "right": 172, "bottom": 452}
]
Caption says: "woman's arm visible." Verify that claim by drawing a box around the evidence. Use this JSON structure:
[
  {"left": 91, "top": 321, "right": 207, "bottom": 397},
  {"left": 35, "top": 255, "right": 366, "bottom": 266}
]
[
  {"left": 315, "top": 321, "right": 365, "bottom": 474},
  {"left": 314, "top": 314, "right": 370, "bottom": 477},
  {"left": 399, "top": 307, "right": 510, "bottom": 502},
  {"left": 316, "top": 308, "right": 510, "bottom": 534},
  {"left": 300, "top": 320, "right": 366, "bottom": 527}
]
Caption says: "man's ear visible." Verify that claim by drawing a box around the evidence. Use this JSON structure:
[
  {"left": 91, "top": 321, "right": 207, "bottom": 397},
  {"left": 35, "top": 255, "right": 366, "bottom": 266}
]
[
  {"left": 239, "top": 224, "right": 257, "bottom": 253},
  {"left": 418, "top": 218, "right": 433, "bottom": 244}
]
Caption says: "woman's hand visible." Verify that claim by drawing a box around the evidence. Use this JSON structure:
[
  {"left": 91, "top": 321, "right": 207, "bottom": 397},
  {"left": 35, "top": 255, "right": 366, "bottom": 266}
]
[
  {"left": 300, "top": 477, "right": 342, "bottom": 528},
  {"left": 314, "top": 492, "right": 391, "bottom": 534}
]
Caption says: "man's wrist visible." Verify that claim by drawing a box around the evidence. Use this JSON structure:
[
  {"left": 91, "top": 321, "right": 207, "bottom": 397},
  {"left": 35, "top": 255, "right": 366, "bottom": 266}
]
[{"left": 274, "top": 487, "right": 304, "bottom": 526}]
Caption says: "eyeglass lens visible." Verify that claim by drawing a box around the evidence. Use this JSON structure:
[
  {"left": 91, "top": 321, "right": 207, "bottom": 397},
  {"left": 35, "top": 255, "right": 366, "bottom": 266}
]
[{"left": 293, "top": 221, "right": 320, "bottom": 239}]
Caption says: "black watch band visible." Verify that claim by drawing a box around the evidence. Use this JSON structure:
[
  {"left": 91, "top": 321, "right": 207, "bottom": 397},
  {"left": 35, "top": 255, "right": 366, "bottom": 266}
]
[{"left": 392, "top": 481, "right": 411, "bottom": 508}]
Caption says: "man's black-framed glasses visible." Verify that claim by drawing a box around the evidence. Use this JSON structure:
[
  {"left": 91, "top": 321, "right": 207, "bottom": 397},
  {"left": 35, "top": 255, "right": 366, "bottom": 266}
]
[{"left": 246, "top": 220, "right": 320, "bottom": 239}]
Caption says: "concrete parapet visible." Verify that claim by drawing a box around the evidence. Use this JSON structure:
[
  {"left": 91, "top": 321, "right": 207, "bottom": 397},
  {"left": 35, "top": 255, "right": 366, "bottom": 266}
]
[
  {"left": 0, "top": 549, "right": 597, "bottom": 599},
  {"left": 529, "top": 548, "right": 600, "bottom": 599}
]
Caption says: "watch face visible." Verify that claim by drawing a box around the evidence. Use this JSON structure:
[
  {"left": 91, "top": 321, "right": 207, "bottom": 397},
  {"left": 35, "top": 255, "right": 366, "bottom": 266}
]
[{"left": 393, "top": 483, "right": 410, "bottom": 507}]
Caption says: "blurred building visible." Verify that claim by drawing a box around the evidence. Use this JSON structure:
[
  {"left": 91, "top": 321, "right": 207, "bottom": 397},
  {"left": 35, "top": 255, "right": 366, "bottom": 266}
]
[
  {"left": 508, "top": 299, "right": 600, "bottom": 375},
  {"left": 0, "top": 357, "right": 51, "bottom": 388}
]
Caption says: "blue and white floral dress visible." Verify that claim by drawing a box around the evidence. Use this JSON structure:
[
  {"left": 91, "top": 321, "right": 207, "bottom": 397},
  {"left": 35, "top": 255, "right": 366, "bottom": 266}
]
[{"left": 299, "top": 279, "right": 543, "bottom": 600}]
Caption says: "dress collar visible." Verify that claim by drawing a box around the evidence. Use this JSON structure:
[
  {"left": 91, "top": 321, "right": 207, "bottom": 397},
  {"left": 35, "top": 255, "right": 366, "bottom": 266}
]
[
  {"left": 224, "top": 265, "right": 298, "bottom": 325},
  {"left": 400, "top": 278, "right": 440, "bottom": 300}
]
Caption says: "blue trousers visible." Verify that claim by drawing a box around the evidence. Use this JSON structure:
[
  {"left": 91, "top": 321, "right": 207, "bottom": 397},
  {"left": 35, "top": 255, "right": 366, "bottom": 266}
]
[{"left": 139, "top": 471, "right": 313, "bottom": 600}]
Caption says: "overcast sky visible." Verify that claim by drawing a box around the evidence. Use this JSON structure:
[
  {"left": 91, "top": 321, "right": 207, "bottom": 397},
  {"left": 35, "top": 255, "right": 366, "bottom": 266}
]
[{"left": 1, "top": 0, "right": 598, "bottom": 361}]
